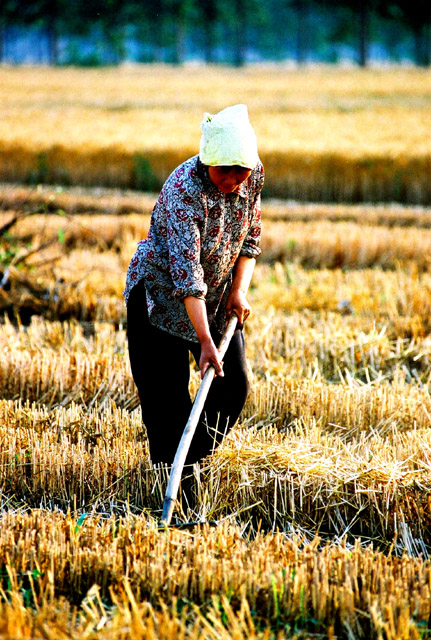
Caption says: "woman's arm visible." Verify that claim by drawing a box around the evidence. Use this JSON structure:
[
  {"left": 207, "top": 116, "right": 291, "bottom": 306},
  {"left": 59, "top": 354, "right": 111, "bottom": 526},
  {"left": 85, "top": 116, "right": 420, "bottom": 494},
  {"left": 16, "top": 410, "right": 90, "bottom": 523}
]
[
  {"left": 184, "top": 256, "right": 255, "bottom": 377},
  {"left": 226, "top": 255, "right": 256, "bottom": 324},
  {"left": 226, "top": 165, "right": 263, "bottom": 323},
  {"left": 184, "top": 296, "right": 224, "bottom": 379}
]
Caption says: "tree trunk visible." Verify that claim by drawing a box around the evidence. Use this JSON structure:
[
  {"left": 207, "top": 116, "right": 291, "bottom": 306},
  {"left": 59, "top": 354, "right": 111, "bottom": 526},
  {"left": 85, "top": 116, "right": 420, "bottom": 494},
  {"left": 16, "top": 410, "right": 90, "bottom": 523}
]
[
  {"left": 0, "top": 24, "right": 6, "bottom": 64},
  {"left": 427, "top": 4, "right": 431, "bottom": 66},
  {"left": 413, "top": 25, "right": 427, "bottom": 66},
  {"left": 46, "top": 20, "right": 59, "bottom": 65},
  {"left": 295, "top": 0, "right": 307, "bottom": 66},
  {"left": 201, "top": 2, "right": 217, "bottom": 63},
  {"left": 426, "top": 21, "right": 431, "bottom": 67},
  {"left": 153, "top": 15, "right": 166, "bottom": 63},
  {"left": 358, "top": 1, "right": 369, "bottom": 67},
  {"left": 203, "top": 21, "right": 216, "bottom": 63},
  {"left": 106, "top": 26, "right": 126, "bottom": 65},
  {"left": 233, "top": 25, "right": 246, "bottom": 66},
  {"left": 172, "top": 17, "right": 186, "bottom": 64},
  {"left": 232, "top": 0, "right": 246, "bottom": 67},
  {"left": 413, "top": 9, "right": 431, "bottom": 67}
]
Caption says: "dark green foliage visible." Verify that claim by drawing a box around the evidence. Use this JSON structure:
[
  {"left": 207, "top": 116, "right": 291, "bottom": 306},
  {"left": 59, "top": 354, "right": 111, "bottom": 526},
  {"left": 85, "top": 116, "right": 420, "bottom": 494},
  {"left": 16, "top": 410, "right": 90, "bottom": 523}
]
[
  {"left": 0, "top": 1, "right": 430, "bottom": 66},
  {"left": 132, "top": 155, "right": 160, "bottom": 192}
]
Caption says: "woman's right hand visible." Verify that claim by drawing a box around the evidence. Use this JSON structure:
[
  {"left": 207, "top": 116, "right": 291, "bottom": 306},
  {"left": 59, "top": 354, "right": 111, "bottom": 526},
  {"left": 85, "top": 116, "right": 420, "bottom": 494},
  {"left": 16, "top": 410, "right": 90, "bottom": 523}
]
[{"left": 199, "top": 337, "right": 224, "bottom": 379}]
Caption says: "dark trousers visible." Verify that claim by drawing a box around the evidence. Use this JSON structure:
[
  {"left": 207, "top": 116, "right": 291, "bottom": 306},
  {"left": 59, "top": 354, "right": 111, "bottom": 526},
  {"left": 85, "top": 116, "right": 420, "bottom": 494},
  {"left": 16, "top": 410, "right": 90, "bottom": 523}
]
[{"left": 126, "top": 279, "right": 250, "bottom": 466}]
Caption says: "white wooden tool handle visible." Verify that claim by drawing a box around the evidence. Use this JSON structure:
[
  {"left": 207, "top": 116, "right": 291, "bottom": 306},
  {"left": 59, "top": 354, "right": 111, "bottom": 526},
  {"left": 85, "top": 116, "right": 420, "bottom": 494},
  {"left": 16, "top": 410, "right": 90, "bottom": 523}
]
[{"left": 161, "top": 313, "right": 238, "bottom": 526}]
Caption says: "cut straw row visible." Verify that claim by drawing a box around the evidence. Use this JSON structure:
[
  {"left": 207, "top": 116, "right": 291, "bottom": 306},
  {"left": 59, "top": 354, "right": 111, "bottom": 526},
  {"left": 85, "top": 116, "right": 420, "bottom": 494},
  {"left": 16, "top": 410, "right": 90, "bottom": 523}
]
[
  {"left": 1, "top": 396, "right": 430, "bottom": 541},
  {"left": 4, "top": 209, "right": 431, "bottom": 270},
  {"left": 0, "top": 514, "right": 429, "bottom": 638}
]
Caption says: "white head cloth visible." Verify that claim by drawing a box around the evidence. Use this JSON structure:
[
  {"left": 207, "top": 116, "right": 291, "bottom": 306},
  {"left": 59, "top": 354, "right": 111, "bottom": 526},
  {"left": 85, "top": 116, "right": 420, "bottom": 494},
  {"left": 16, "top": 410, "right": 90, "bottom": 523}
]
[{"left": 199, "top": 104, "right": 258, "bottom": 169}]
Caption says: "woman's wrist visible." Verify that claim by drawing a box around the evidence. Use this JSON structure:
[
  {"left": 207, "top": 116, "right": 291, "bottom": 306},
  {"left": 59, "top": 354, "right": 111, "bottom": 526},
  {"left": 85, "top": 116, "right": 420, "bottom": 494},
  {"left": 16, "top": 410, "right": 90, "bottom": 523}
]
[
  {"left": 198, "top": 333, "right": 213, "bottom": 346},
  {"left": 230, "top": 285, "right": 246, "bottom": 294}
]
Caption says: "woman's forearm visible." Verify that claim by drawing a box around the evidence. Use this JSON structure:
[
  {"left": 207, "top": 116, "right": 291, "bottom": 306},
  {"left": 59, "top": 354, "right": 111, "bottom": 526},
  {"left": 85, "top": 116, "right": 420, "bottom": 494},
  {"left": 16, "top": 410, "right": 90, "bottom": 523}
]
[
  {"left": 225, "top": 256, "right": 256, "bottom": 324},
  {"left": 184, "top": 296, "right": 223, "bottom": 377},
  {"left": 231, "top": 256, "right": 256, "bottom": 293},
  {"left": 184, "top": 296, "right": 212, "bottom": 344}
]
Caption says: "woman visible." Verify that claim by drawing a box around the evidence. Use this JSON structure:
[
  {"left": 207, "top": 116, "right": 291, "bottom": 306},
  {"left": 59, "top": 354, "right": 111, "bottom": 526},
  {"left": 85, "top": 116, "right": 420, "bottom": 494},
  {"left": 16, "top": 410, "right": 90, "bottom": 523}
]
[{"left": 124, "top": 104, "right": 264, "bottom": 468}]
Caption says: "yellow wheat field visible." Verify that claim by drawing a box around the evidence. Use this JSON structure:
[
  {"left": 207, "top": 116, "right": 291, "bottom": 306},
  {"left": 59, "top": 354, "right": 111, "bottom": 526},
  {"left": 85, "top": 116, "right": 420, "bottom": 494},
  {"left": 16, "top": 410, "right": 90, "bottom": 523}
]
[
  {"left": 1, "top": 65, "right": 430, "bottom": 155},
  {"left": 1, "top": 65, "right": 431, "bottom": 201}
]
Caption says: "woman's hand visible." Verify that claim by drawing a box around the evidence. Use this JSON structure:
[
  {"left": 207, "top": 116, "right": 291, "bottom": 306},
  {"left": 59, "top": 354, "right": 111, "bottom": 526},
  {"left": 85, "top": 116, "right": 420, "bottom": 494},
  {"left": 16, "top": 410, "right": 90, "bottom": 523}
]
[
  {"left": 199, "top": 337, "right": 224, "bottom": 379},
  {"left": 226, "top": 287, "right": 251, "bottom": 325}
]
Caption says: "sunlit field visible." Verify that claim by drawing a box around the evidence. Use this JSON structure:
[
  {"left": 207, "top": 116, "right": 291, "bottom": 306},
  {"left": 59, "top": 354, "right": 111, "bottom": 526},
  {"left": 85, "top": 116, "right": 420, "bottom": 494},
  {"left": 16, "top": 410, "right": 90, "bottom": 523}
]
[
  {"left": 1, "top": 65, "right": 431, "bottom": 201},
  {"left": 0, "top": 61, "right": 431, "bottom": 639},
  {"left": 1, "top": 173, "right": 431, "bottom": 637}
]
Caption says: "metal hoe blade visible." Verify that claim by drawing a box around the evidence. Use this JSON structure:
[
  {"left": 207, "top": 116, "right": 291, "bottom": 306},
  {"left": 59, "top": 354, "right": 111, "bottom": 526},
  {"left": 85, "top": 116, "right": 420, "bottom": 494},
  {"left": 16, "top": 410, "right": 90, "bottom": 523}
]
[{"left": 160, "top": 313, "right": 238, "bottom": 527}]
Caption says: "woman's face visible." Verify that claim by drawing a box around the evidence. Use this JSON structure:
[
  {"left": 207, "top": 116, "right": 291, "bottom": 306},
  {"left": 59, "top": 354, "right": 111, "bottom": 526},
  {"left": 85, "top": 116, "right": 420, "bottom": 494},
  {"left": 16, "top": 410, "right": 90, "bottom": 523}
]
[{"left": 208, "top": 165, "right": 252, "bottom": 193}]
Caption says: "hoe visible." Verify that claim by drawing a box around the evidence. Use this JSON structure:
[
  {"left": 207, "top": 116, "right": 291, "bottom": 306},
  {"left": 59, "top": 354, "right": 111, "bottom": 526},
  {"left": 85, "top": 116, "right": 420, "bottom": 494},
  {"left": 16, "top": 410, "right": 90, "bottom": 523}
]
[{"left": 160, "top": 312, "right": 238, "bottom": 528}]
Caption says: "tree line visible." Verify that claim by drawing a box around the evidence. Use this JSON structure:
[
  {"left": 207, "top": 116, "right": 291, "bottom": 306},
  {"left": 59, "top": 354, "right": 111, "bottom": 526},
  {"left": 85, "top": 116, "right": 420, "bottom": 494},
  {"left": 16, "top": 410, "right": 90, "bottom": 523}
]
[{"left": 1, "top": 0, "right": 430, "bottom": 67}]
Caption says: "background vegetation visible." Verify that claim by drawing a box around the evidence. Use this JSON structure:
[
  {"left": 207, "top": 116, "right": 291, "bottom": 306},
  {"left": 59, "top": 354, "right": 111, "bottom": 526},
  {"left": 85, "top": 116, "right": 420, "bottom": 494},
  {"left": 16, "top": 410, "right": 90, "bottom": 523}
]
[{"left": 1, "top": 0, "right": 431, "bottom": 67}]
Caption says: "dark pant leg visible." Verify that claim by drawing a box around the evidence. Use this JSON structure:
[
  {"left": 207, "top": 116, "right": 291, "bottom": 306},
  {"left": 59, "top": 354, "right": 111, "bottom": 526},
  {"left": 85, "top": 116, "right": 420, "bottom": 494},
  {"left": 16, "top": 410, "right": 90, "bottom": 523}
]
[
  {"left": 127, "top": 280, "right": 193, "bottom": 466},
  {"left": 186, "top": 327, "right": 250, "bottom": 464}
]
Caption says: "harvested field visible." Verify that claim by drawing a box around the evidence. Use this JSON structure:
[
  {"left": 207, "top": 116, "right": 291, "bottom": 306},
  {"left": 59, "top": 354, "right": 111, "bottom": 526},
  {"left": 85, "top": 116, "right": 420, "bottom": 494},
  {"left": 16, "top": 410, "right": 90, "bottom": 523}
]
[
  {"left": 1, "top": 182, "right": 431, "bottom": 638},
  {"left": 5, "top": 183, "right": 431, "bottom": 227},
  {"left": 1, "top": 514, "right": 430, "bottom": 640},
  {"left": 0, "top": 519, "right": 429, "bottom": 639},
  {"left": 1, "top": 68, "right": 431, "bottom": 635}
]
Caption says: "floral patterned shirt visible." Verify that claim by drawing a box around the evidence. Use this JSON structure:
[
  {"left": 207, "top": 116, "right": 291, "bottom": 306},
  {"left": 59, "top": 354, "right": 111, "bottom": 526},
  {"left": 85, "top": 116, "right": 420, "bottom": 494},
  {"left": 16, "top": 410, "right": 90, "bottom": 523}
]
[{"left": 124, "top": 155, "right": 264, "bottom": 342}]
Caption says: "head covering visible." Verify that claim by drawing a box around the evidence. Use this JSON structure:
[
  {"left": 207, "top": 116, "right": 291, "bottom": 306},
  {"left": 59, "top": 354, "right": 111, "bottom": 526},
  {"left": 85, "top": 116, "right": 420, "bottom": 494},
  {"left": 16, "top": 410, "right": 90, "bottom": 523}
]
[{"left": 199, "top": 104, "right": 258, "bottom": 169}]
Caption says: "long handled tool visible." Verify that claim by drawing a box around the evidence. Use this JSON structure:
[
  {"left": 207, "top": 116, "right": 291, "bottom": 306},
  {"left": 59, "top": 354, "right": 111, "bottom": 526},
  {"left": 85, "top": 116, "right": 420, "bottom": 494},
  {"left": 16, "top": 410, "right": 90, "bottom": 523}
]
[{"left": 161, "top": 313, "right": 239, "bottom": 527}]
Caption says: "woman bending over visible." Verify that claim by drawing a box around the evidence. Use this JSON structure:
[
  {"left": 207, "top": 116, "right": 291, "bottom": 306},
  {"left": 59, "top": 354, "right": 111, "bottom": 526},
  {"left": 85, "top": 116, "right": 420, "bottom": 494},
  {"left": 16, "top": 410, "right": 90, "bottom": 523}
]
[{"left": 124, "top": 104, "right": 264, "bottom": 467}]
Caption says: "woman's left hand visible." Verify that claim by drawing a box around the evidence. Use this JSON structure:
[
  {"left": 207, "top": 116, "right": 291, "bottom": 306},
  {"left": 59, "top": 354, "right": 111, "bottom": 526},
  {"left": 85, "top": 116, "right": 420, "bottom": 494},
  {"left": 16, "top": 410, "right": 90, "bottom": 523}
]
[{"left": 226, "top": 287, "right": 251, "bottom": 325}]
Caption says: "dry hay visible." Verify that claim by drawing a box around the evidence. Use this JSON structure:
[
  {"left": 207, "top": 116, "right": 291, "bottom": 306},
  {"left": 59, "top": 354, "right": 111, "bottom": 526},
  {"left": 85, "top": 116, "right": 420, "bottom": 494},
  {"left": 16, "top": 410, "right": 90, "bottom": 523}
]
[
  {"left": 0, "top": 182, "right": 156, "bottom": 216},
  {"left": 1, "top": 250, "right": 430, "bottom": 543},
  {"left": 248, "top": 376, "right": 431, "bottom": 436},
  {"left": 263, "top": 200, "right": 431, "bottom": 228},
  {"left": 1, "top": 188, "right": 431, "bottom": 637},
  {"left": 206, "top": 420, "right": 431, "bottom": 544},
  {"left": 3, "top": 183, "right": 431, "bottom": 228},
  {"left": 0, "top": 380, "right": 430, "bottom": 542},
  {"left": 0, "top": 514, "right": 429, "bottom": 639},
  {"left": 251, "top": 265, "right": 431, "bottom": 339},
  {"left": 0, "top": 318, "right": 135, "bottom": 407},
  {"left": 4, "top": 208, "right": 431, "bottom": 271},
  {"left": 2, "top": 309, "right": 431, "bottom": 406},
  {"left": 4, "top": 199, "right": 431, "bottom": 326},
  {"left": 261, "top": 221, "right": 431, "bottom": 269},
  {"left": 4, "top": 203, "right": 431, "bottom": 277},
  {"left": 0, "top": 399, "right": 150, "bottom": 510}
]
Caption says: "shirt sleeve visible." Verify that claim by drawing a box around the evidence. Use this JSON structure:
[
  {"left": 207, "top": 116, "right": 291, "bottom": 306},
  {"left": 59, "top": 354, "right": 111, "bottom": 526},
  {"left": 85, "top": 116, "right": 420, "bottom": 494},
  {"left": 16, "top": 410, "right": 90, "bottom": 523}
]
[
  {"left": 240, "top": 163, "right": 264, "bottom": 258},
  {"left": 163, "top": 178, "right": 208, "bottom": 301}
]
